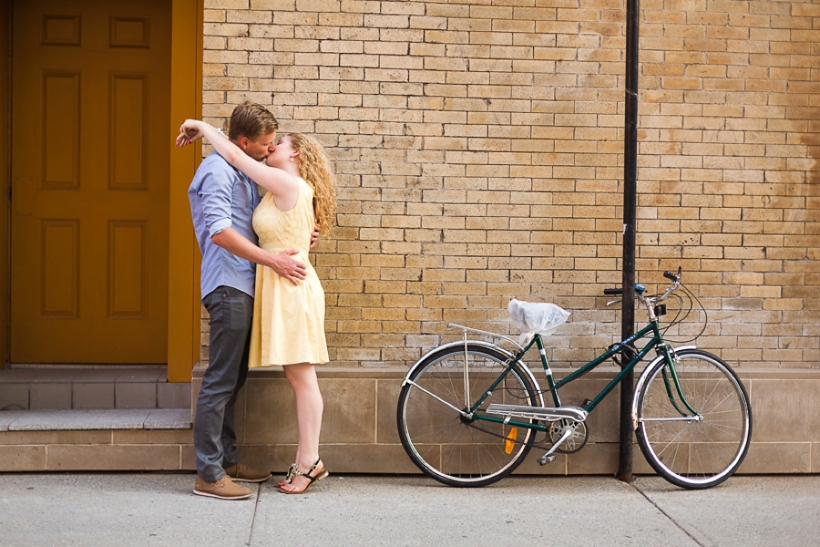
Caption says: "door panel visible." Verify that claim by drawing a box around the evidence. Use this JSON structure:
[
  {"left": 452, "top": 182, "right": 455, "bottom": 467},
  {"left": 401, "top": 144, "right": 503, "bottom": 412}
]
[{"left": 11, "top": 0, "right": 170, "bottom": 363}]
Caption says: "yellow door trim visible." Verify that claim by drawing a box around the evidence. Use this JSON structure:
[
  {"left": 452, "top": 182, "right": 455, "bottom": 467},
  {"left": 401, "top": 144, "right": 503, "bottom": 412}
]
[
  {"left": 167, "top": 0, "right": 203, "bottom": 382},
  {"left": 0, "top": 1, "right": 9, "bottom": 370}
]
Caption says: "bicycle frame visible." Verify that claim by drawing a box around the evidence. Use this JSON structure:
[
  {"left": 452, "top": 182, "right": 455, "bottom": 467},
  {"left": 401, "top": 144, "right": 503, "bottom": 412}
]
[{"left": 467, "top": 319, "right": 698, "bottom": 432}]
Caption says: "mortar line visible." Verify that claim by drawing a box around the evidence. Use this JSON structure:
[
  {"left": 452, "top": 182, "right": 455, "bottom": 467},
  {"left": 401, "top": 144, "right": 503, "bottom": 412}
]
[{"left": 632, "top": 482, "right": 706, "bottom": 547}]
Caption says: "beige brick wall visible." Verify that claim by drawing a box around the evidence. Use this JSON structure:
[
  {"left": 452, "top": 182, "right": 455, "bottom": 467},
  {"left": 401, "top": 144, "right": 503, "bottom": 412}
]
[{"left": 199, "top": 0, "right": 820, "bottom": 369}]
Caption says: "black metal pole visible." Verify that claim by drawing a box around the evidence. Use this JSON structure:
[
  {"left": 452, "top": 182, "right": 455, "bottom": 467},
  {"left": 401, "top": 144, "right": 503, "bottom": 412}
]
[{"left": 618, "top": 0, "right": 640, "bottom": 484}]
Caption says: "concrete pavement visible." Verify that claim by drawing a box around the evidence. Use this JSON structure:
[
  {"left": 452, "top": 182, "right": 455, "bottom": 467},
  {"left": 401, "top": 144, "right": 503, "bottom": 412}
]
[{"left": 0, "top": 473, "right": 817, "bottom": 547}]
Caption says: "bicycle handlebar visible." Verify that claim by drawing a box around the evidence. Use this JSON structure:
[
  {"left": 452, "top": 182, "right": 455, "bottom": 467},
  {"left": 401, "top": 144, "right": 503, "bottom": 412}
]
[
  {"left": 603, "top": 284, "right": 646, "bottom": 297},
  {"left": 603, "top": 268, "right": 682, "bottom": 311},
  {"left": 663, "top": 270, "right": 680, "bottom": 282}
]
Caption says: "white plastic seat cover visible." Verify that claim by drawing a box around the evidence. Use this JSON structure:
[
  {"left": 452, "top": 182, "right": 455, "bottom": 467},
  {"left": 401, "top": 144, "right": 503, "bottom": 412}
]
[{"left": 508, "top": 299, "right": 570, "bottom": 345}]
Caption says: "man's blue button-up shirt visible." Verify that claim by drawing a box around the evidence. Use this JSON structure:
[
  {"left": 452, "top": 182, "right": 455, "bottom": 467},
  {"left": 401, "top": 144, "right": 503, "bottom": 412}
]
[{"left": 188, "top": 152, "right": 261, "bottom": 300}]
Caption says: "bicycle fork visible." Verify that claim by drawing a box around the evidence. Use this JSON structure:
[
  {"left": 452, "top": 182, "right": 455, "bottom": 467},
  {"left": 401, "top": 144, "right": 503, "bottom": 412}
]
[
  {"left": 658, "top": 345, "right": 700, "bottom": 418},
  {"left": 631, "top": 344, "right": 701, "bottom": 430}
]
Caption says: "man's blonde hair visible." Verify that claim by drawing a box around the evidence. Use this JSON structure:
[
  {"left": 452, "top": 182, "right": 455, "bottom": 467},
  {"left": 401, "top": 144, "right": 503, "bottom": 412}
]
[{"left": 228, "top": 101, "right": 278, "bottom": 141}]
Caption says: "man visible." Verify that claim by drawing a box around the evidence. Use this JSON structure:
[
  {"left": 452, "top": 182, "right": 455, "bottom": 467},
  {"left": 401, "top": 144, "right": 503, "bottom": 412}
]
[{"left": 186, "top": 102, "right": 307, "bottom": 500}]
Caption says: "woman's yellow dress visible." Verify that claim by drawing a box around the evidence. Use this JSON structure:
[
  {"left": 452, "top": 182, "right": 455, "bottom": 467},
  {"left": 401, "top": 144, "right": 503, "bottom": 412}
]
[{"left": 248, "top": 178, "right": 328, "bottom": 367}]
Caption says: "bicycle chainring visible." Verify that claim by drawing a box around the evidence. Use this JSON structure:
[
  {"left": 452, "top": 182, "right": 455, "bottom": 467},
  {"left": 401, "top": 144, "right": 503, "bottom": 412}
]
[{"left": 549, "top": 419, "right": 589, "bottom": 454}]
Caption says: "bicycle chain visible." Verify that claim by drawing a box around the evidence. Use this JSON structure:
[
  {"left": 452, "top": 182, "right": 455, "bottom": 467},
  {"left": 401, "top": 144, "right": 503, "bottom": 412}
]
[{"left": 463, "top": 420, "right": 554, "bottom": 450}]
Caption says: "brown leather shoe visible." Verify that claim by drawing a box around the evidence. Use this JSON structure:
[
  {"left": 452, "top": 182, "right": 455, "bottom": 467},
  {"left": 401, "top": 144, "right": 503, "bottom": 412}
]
[
  {"left": 223, "top": 462, "right": 272, "bottom": 483},
  {"left": 193, "top": 475, "right": 252, "bottom": 500}
]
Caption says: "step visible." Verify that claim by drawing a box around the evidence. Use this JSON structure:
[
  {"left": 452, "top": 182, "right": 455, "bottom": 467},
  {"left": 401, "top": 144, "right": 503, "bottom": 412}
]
[
  {"left": 0, "top": 408, "right": 191, "bottom": 432},
  {"left": 0, "top": 408, "right": 194, "bottom": 472},
  {"left": 0, "top": 366, "right": 191, "bottom": 411}
]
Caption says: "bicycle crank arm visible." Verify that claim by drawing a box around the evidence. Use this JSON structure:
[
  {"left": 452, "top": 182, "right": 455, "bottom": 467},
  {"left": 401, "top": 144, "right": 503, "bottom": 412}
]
[{"left": 537, "top": 428, "right": 573, "bottom": 466}]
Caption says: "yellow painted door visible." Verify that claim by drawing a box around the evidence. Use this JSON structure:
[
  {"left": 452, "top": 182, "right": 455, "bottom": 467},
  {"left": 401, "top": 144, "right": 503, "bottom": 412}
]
[{"left": 11, "top": 0, "right": 171, "bottom": 363}]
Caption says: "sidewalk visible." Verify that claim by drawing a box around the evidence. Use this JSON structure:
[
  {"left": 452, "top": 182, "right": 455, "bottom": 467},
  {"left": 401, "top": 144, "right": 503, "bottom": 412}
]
[{"left": 0, "top": 473, "right": 817, "bottom": 546}]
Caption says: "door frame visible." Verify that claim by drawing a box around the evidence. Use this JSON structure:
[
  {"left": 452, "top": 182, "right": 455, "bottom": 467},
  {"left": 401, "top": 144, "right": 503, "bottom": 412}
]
[
  {"left": 0, "top": 1, "right": 9, "bottom": 372},
  {"left": 0, "top": 0, "right": 203, "bottom": 381},
  {"left": 167, "top": 0, "right": 203, "bottom": 382}
]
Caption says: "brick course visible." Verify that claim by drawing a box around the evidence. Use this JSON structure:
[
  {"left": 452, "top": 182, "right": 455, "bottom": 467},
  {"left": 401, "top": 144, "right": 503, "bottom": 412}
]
[{"left": 200, "top": 0, "right": 820, "bottom": 370}]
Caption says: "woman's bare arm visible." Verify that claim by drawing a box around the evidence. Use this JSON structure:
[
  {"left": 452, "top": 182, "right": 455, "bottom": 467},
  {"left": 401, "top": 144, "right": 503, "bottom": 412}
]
[{"left": 177, "top": 120, "right": 298, "bottom": 200}]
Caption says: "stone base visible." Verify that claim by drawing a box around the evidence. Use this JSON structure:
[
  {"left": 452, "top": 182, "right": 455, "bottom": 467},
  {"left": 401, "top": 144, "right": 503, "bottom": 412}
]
[{"left": 195, "top": 365, "right": 820, "bottom": 476}]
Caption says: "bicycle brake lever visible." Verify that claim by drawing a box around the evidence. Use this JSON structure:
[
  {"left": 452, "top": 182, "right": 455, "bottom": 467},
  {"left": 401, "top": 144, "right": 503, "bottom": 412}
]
[{"left": 606, "top": 299, "right": 621, "bottom": 307}]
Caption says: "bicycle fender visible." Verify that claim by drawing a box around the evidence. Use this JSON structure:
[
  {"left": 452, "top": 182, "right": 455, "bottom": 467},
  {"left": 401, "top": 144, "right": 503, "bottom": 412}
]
[
  {"left": 630, "top": 345, "right": 697, "bottom": 431},
  {"left": 401, "top": 340, "right": 546, "bottom": 407}
]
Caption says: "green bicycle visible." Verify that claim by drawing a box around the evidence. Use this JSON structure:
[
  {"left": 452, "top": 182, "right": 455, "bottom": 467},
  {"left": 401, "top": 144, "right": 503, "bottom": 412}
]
[{"left": 396, "top": 270, "right": 752, "bottom": 489}]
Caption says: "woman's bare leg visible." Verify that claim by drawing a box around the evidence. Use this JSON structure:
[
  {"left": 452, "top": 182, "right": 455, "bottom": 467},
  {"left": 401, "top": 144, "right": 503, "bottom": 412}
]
[{"left": 281, "top": 363, "right": 324, "bottom": 492}]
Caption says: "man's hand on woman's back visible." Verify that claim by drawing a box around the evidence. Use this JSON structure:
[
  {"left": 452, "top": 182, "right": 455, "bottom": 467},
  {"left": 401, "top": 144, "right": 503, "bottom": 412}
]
[
  {"left": 310, "top": 225, "right": 320, "bottom": 248},
  {"left": 268, "top": 249, "right": 307, "bottom": 286}
]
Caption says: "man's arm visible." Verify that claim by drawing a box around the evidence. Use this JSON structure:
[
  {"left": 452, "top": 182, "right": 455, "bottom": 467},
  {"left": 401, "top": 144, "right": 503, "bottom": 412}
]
[
  {"left": 193, "top": 164, "right": 306, "bottom": 285},
  {"left": 211, "top": 228, "right": 307, "bottom": 285}
]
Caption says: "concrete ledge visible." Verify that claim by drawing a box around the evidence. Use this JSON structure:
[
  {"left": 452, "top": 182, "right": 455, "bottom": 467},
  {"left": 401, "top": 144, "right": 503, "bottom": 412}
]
[
  {"left": 0, "top": 409, "right": 191, "bottom": 431},
  {"left": 227, "top": 364, "right": 820, "bottom": 381}
]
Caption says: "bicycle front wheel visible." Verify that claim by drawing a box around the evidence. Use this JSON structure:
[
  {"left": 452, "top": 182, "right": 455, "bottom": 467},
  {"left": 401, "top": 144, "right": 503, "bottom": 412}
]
[
  {"left": 636, "top": 349, "right": 752, "bottom": 489},
  {"left": 397, "top": 344, "right": 539, "bottom": 487}
]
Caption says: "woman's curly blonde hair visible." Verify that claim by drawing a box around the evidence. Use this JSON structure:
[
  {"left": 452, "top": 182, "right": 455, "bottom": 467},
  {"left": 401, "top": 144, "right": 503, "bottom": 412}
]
[{"left": 289, "top": 133, "right": 337, "bottom": 235}]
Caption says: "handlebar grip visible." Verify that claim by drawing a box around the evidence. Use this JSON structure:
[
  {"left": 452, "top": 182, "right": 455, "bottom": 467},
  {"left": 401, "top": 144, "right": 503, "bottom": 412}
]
[
  {"left": 663, "top": 271, "right": 679, "bottom": 281},
  {"left": 603, "top": 288, "right": 622, "bottom": 295}
]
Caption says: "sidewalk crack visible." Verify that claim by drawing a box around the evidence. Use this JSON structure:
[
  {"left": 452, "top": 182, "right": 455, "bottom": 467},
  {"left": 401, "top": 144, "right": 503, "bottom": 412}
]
[
  {"left": 632, "top": 483, "right": 706, "bottom": 547},
  {"left": 246, "top": 483, "right": 262, "bottom": 547}
]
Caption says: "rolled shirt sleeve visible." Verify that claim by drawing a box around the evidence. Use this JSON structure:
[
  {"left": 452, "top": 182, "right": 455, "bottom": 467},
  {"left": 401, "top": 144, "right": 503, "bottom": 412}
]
[
  {"left": 188, "top": 152, "right": 260, "bottom": 299},
  {"left": 197, "top": 170, "right": 233, "bottom": 238}
]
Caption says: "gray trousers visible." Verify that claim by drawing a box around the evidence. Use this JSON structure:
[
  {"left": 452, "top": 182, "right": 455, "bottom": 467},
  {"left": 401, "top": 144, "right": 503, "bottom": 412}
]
[{"left": 194, "top": 286, "right": 253, "bottom": 482}]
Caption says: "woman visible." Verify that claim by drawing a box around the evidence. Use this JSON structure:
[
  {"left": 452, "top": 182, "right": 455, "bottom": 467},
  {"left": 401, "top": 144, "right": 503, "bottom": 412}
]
[{"left": 177, "top": 120, "right": 337, "bottom": 494}]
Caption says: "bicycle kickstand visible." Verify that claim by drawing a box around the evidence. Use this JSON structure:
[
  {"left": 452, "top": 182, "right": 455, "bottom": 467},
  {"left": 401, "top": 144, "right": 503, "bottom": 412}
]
[{"left": 537, "top": 428, "right": 573, "bottom": 466}]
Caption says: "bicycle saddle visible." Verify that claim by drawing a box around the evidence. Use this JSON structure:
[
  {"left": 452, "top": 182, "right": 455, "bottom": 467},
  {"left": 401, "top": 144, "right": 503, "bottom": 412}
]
[{"left": 508, "top": 299, "right": 569, "bottom": 344}]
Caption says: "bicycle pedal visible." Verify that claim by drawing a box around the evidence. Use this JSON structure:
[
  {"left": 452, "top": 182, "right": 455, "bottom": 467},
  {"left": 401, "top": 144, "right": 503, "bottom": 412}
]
[{"left": 536, "top": 427, "right": 572, "bottom": 466}]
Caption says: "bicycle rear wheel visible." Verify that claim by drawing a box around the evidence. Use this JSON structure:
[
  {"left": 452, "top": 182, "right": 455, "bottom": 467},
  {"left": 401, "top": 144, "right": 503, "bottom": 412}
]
[
  {"left": 397, "top": 344, "right": 538, "bottom": 487},
  {"left": 636, "top": 349, "right": 752, "bottom": 489}
]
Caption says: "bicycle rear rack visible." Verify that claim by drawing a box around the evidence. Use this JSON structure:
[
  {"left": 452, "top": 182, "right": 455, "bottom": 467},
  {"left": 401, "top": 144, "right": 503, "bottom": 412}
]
[
  {"left": 449, "top": 323, "right": 525, "bottom": 410},
  {"left": 447, "top": 323, "right": 523, "bottom": 351},
  {"left": 486, "top": 404, "right": 587, "bottom": 423}
]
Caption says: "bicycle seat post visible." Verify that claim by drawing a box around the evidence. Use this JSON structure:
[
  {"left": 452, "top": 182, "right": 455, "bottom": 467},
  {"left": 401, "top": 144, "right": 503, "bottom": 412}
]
[{"left": 462, "top": 328, "right": 471, "bottom": 409}]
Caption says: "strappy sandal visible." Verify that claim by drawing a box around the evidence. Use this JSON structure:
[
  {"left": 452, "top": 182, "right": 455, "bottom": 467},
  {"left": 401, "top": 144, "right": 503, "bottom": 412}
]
[
  {"left": 278, "top": 458, "right": 329, "bottom": 494},
  {"left": 277, "top": 463, "right": 298, "bottom": 488}
]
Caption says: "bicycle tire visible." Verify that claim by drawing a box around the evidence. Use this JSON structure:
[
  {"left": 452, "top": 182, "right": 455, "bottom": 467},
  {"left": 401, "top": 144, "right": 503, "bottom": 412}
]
[
  {"left": 397, "top": 344, "right": 538, "bottom": 487},
  {"left": 636, "top": 349, "right": 752, "bottom": 489}
]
